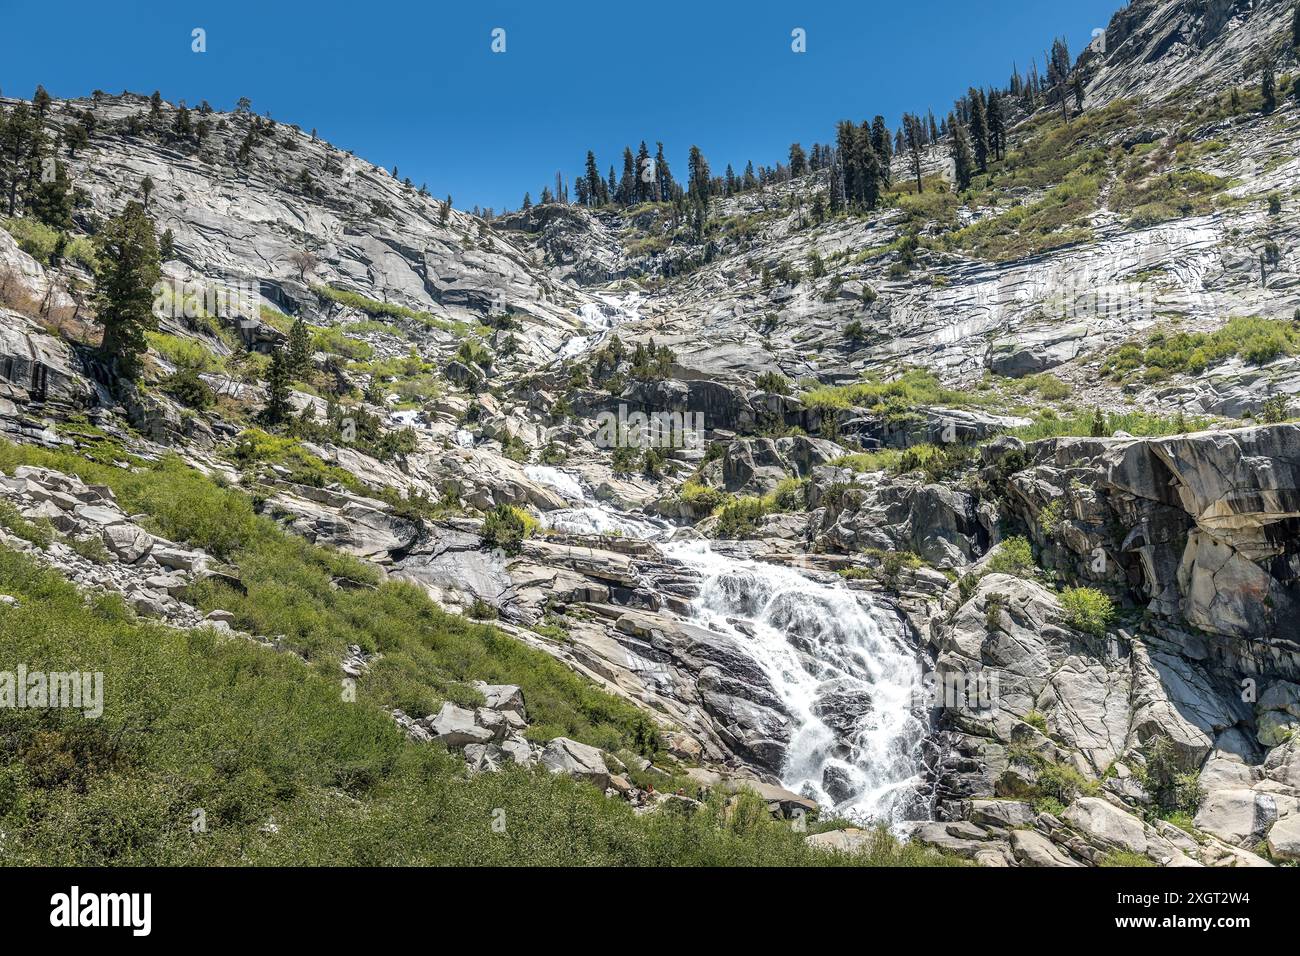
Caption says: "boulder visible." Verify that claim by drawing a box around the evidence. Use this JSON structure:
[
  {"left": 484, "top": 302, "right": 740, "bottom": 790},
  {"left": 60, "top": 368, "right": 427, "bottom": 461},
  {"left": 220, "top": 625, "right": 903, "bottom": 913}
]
[
  {"left": 539, "top": 737, "right": 610, "bottom": 789},
  {"left": 1265, "top": 816, "right": 1300, "bottom": 862},
  {"left": 427, "top": 702, "right": 495, "bottom": 748},
  {"left": 100, "top": 524, "right": 153, "bottom": 563}
]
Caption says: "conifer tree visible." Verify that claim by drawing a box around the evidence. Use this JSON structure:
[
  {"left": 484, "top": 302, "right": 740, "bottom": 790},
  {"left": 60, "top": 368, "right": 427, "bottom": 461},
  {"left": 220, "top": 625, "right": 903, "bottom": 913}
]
[
  {"left": 950, "top": 115, "right": 975, "bottom": 191},
  {"left": 584, "top": 150, "right": 602, "bottom": 206},
  {"left": 618, "top": 147, "right": 636, "bottom": 205},
  {"left": 871, "top": 116, "right": 892, "bottom": 185},
  {"left": 287, "top": 316, "right": 312, "bottom": 377},
  {"left": 987, "top": 92, "right": 1007, "bottom": 161},
  {"left": 968, "top": 88, "right": 990, "bottom": 172},
  {"left": 654, "top": 142, "right": 674, "bottom": 202},
  {"left": 1, "top": 102, "right": 38, "bottom": 216},
  {"left": 902, "top": 114, "right": 926, "bottom": 194},
  {"left": 93, "top": 201, "right": 161, "bottom": 378},
  {"left": 261, "top": 347, "right": 292, "bottom": 425},
  {"left": 635, "top": 140, "right": 652, "bottom": 202},
  {"left": 1262, "top": 55, "right": 1277, "bottom": 114},
  {"left": 789, "top": 142, "right": 807, "bottom": 176},
  {"left": 32, "top": 85, "right": 52, "bottom": 118}
]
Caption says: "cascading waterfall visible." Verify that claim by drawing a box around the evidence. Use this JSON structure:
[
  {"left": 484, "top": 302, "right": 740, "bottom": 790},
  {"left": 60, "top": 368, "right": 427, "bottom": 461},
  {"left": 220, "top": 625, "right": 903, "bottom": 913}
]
[
  {"left": 559, "top": 292, "right": 644, "bottom": 358},
  {"left": 523, "top": 465, "right": 928, "bottom": 825},
  {"left": 663, "top": 541, "right": 929, "bottom": 826},
  {"left": 525, "top": 465, "right": 671, "bottom": 540}
]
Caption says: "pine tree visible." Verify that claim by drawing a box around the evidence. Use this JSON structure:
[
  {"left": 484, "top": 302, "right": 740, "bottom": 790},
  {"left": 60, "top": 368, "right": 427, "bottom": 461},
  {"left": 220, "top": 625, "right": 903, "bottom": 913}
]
[
  {"left": 902, "top": 114, "right": 926, "bottom": 194},
  {"left": 654, "top": 142, "right": 673, "bottom": 202},
  {"left": 93, "top": 201, "right": 161, "bottom": 378},
  {"left": 618, "top": 147, "right": 636, "bottom": 205},
  {"left": 1, "top": 102, "right": 38, "bottom": 216},
  {"left": 1050, "top": 38, "right": 1072, "bottom": 123},
  {"left": 687, "top": 145, "right": 711, "bottom": 212},
  {"left": 32, "top": 85, "right": 52, "bottom": 118},
  {"left": 29, "top": 157, "right": 74, "bottom": 230},
  {"left": 584, "top": 150, "right": 602, "bottom": 206},
  {"left": 950, "top": 115, "right": 975, "bottom": 191},
  {"left": 871, "top": 116, "right": 892, "bottom": 185},
  {"left": 522, "top": 191, "right": 531, "bottom": 210},
  {"left": 140, "top": 175, "right": 155, "bottom": 208},
  {"left": 789, "top": 142, "right": 807, "bottom": 176},
  {"left": 261, "top": 347, "right": 292, "bottom": 425},
  {"left": 987, "top": 92, "right": 1007, "bottom": 161},
  {"left": 287, "top": 316, "right": 312, "bottom": 377},
  {"left": 968, "top": 88, "right": 990, "bottom": 172},
  {"left": 440, "top": 195, "right": 451, "bottom": 224},
  {"left": 635, "top": 140, "right": 652, "bottom": 202},
  {"left": 1262, "top": 55, "right": 1277, "bottom": 114},
  {"left": 149, "top": 90, "right": 163, "bottom": 121}
]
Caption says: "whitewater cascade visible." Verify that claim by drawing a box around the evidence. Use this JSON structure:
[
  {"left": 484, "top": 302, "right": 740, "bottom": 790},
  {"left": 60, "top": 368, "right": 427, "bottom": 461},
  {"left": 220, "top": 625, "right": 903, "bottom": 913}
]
[
  {"left": 663, "top": 541, "right": 929, "bottom": 824},
  {"left": 522, "top": 466, "right": 927, "bottom": 824},
  {"left": 559, "top": 292, "right": 644, "bottom": 358}
]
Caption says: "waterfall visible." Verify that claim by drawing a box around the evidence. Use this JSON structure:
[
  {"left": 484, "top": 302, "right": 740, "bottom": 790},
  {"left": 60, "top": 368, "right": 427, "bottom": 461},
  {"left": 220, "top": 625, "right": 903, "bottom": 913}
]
[
  {"left": 663, "top": 541, "right": 929, "bottom": 826},
  {"left": 522, "top": 465, "right": 928, "bottom": 825}
]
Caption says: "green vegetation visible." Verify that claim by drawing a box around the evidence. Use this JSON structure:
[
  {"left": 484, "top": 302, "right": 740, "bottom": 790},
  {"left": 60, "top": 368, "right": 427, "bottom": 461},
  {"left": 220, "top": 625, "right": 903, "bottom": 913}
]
[
  {"left": 1101, "top": 317, "right": 1300, "bottom": 382},
  {"left": 801, "top": 369, "right": 990, "bottom": 416},
  {"left": 1134, "top": 736, "right": 1203, "bottom": 821},
  {"left": 987, "top": 536, "right": 1035, "bottom": 577},
  {"left": 0, "top": 438, "right": 966, "bottom": 866},
  {"left": 481, "top": 504, "right": 536, "bottom": 555},
  {"left": 711, "top": 478, "right": 807, "bottom": 539},
  {"left": 0, "top": 544, "right": 963, "bottom": 866},
  {"left": 231, "top": 429, "right": 363, "bottom": 492},
  {"left": 1060, "top": 587, "right": 1115, "bottom": 636},
  {"left": 314, "top": 285, "right": 467, "bottom": 335},
  {"left": 1099, "top": 851, "right": 1157, "bottom": 867},
  {"left": 2, "top": 217, "right": 98, "bottom": 271},
  {"left": 678, "top": 480, "right": 728, "bottom": 513},
  {"left": 1010, "top": 407, "right": 1211, "bottom": 442},
  {"left": 1002, "top": 743, "right": 1100, "bottom": 815}
]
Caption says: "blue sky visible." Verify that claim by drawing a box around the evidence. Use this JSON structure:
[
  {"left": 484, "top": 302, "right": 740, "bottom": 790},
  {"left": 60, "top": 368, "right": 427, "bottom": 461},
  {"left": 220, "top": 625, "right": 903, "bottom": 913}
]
[{"left": 1, "top": 0, "right": 1123, "bottom": 211}]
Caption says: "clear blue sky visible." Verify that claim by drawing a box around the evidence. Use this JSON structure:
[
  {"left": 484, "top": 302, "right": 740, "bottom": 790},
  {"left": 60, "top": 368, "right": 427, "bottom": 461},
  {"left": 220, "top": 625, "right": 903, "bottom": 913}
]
[{"left": 0, "top": 0, "right": 1123, "bottom": 211}]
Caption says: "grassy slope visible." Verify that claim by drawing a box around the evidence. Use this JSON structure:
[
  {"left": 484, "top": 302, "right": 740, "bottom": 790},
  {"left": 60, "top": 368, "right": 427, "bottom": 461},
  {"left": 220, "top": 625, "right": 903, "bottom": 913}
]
[{"left": 0, "top": 437, "right": 960, "bottom": 866}]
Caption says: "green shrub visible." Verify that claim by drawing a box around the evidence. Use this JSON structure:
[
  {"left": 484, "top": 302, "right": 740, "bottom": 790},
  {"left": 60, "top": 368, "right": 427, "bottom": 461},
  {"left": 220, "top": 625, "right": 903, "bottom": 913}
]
[
  {"left": 481, "top": 504, "right": 535, "bottom": 555},
  {"left": 714, "top": 496, "right": 771, "bottom": 539},
  {"left": 755, "top": 371, "right": 791, "bottom": 395},
  {"left": 679, "top": 480, "right": 728, "bottom": 512},
  {"left": 987, "top": 536, "right": 1034, "bottom": 576},
  {"left": 1038, "top": 499, "right": 1066, "bottom": 537},
  {"left": 1135, "top": 736, "right": 1203, "bottom": 817},
  {"left": 1060, "top": 586, "right": 1115, "bottom": 636}
]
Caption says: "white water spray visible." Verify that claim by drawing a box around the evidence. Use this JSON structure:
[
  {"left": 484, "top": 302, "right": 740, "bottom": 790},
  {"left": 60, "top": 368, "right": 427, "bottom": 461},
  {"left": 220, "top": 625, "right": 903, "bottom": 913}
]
[{"left": 663, "top": 541, "right": 928, "bottom": 825}]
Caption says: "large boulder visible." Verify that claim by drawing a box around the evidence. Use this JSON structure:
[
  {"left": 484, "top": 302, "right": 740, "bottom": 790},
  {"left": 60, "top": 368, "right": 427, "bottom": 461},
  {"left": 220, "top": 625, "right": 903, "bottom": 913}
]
[
  {"left": 427, "top": 702, "right": 495, "bottom": 748},
  {"left": 539, "top": 737, "right": 611, "bottom": 790}
]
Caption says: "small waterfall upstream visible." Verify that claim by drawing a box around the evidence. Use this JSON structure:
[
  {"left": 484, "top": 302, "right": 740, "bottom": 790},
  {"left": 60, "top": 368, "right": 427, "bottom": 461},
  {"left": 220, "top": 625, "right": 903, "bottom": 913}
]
[{"left": 524, "top": 466, "right": 929, "bottom": 825}]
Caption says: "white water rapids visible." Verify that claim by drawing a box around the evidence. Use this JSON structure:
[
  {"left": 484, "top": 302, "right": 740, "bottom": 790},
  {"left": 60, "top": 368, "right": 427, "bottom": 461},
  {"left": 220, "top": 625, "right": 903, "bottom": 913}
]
[{"left": 524, "top": 465, "right": 929, "bottom": 825}]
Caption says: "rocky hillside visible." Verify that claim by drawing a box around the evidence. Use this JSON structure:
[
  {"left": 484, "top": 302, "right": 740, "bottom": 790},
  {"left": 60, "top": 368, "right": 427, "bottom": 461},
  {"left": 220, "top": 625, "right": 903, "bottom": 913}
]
[{"left": 2, "top": 0, "right": 1300, "bottom": 867}]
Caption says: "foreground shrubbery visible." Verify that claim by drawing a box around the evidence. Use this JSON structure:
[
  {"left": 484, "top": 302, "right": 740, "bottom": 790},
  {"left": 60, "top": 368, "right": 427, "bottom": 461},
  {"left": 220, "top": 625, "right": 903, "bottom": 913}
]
[{"left": 0, "top": 439, "right": 652, "bottom": 753}]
